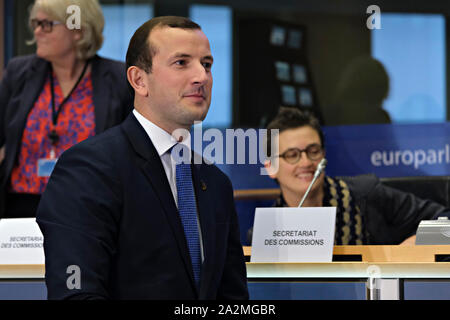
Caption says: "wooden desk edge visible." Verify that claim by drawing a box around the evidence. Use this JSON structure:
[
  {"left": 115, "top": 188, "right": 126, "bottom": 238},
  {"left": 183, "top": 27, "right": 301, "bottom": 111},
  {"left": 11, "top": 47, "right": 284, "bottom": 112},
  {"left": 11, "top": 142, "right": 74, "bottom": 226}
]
[
  {"left": 234, "top": 189, "right": 280, "bottom": 200},
  {"left": 0, "top": 264, "right": 45, "bottom": 278}
]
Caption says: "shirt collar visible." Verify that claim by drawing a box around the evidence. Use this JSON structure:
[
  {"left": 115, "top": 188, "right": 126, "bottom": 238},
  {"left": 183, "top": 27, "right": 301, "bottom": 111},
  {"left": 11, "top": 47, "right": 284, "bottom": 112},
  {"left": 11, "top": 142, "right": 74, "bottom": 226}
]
[{"left": 133, "top": 109, "right": 191, "bottom": 156}]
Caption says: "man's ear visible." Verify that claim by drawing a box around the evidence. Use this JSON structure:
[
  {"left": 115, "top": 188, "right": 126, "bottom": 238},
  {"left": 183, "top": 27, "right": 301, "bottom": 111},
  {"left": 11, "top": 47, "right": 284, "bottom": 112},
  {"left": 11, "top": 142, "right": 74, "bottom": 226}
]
[
  {"left": 127, "top": 66, "right": 148, "bottom": 97},
  {"left": 264, "top": 159, "right": 278, "bottom": 179}
]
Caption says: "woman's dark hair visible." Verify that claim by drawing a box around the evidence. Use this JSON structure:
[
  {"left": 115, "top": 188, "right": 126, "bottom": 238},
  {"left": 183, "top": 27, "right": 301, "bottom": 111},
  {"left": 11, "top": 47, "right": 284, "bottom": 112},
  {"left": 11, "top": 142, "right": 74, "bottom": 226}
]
[{"left": 266, "top": 107, "right": 325, "bottom": 156}]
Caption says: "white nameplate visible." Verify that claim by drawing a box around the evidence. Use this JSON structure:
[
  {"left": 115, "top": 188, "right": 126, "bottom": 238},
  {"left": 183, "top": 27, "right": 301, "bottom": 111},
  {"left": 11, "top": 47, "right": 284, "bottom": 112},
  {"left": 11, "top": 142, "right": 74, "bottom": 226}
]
[
  {"left": 0, "top": 218, "right": 45, "bottom": 264},
  {"left": 250, "top": 207, "right": 337, "bottom": 263}
]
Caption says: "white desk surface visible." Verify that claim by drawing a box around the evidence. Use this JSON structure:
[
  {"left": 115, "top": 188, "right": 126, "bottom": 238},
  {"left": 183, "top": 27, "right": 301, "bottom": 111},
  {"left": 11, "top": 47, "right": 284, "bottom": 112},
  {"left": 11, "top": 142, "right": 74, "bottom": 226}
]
[{"left": 246, "top": 261, "right": 450, "bottom": 279}]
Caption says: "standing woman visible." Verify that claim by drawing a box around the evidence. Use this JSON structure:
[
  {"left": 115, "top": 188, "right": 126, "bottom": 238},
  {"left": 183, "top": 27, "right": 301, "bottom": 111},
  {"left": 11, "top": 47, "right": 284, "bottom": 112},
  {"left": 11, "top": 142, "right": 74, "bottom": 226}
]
[{"left": 0, "top": 0, "right": 133, "bottom": 218}]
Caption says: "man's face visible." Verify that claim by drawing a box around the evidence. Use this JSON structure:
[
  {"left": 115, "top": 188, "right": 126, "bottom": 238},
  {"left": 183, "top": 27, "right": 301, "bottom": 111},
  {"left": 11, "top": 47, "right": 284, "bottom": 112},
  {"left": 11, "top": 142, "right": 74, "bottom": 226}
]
[
  {"left": 268, "top": 126, "right": 325, "bottom": 202},
  {"left": 143, "top": 26, "right": 213, "bottom": 133}
]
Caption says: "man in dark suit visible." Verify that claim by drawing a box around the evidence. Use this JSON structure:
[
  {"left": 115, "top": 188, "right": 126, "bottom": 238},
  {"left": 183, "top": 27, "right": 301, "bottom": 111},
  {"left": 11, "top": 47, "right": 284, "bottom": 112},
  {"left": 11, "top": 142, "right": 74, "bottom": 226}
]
[{"left": 36, "top": 16, "right": 249, "bottom": 300}]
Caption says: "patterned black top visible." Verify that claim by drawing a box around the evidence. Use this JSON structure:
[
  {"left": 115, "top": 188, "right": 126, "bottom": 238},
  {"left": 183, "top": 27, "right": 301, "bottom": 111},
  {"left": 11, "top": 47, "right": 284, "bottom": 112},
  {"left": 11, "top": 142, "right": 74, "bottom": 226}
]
[{"left": 275, "top": 176, "right": 367, "bottom": 245}]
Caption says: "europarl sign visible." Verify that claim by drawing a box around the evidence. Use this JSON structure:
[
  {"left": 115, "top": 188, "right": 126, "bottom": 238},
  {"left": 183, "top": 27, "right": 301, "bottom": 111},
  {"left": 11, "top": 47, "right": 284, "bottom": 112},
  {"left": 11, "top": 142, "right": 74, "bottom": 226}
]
[{"left": 323, "top": 122, "right": 450, "bottom": 177}]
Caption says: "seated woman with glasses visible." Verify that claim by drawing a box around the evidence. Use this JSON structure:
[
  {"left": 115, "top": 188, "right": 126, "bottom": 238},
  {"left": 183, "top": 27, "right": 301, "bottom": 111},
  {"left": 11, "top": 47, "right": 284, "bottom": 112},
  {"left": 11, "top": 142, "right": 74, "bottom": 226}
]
[
  {"left": 0, "top": 0, "right": 133, "bottom": 218},
  {"left": 248, "top": 107, "right": 450, "bottom": 245}
]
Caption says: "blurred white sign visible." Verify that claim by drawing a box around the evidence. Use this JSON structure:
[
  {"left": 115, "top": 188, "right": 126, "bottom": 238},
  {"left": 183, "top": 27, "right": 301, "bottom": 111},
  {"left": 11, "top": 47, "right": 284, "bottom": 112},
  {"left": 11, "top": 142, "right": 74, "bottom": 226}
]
[{"left": 0, "top": 218, "right": 44, "bottom": 264}]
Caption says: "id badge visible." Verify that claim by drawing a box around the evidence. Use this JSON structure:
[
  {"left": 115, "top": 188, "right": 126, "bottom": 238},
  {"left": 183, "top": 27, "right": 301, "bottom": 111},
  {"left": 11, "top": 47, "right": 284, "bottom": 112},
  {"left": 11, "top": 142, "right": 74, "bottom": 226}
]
[{"left": 37, "top": 158, "right": 58, "bottom": 177}]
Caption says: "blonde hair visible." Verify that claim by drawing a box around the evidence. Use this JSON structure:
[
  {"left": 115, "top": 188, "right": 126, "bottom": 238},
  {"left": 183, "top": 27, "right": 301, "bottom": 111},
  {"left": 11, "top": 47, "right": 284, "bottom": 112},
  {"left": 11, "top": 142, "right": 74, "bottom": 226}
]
[{"left": 28, "top": 0, "right": 104, "bottom": 60}]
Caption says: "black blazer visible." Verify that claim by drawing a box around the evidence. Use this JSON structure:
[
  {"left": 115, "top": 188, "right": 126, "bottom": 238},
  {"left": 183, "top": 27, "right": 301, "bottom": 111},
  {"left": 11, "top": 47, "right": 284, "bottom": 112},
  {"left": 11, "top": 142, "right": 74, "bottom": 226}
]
[
  {"left": 0, "top": 54, "right": 133, "bottom": 217},
  {"left": 340, "top": 174, "right": 450, "bottom": 244},
  {"left": 36, "top": 114, "right": 249, "bottom": 300}
]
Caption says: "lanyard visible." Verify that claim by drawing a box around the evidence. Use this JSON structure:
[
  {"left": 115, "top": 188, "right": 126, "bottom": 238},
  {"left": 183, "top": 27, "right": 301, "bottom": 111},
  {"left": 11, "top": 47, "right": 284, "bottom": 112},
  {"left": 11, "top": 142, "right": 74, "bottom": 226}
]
[{"left": 48, "top": 61, "right": 90, "bottom": 146}]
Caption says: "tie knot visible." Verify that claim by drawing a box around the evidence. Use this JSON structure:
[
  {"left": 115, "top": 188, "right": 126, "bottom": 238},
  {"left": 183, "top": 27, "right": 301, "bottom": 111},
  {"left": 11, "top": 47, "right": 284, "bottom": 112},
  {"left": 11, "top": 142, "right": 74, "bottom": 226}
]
[{"left": 171, "top": 143, "right": 191, "bottom": 166}]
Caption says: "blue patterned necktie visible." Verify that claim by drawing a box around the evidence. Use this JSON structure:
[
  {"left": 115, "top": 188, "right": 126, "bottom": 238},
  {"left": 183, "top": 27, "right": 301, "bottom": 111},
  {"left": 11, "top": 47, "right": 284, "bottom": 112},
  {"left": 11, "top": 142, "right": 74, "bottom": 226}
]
[{"left": 174, "top": 145, "right": 201, "bottom": 287}]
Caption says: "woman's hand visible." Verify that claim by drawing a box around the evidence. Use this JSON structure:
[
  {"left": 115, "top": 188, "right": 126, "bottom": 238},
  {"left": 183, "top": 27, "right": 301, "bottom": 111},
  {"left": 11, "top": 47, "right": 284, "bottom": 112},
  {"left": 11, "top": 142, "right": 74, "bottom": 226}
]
[{"left": 399, "top": 235, "right": 416, "bottom": 246}]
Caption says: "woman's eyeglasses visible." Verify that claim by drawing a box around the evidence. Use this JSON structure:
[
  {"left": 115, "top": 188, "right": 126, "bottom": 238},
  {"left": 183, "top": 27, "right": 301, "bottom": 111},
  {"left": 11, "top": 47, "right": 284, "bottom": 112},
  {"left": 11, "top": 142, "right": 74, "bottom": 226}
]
[
  {"left": 30, "top": 19, "right": 62, "bottom": 33},
  {"left": 276, "top": 144, "right": 323, "bottom": 164}
]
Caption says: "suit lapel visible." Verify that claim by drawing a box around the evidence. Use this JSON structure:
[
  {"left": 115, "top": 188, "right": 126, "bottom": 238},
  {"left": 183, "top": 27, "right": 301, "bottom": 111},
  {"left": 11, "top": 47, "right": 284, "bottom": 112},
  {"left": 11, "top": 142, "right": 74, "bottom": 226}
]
[
  {"left": 192, "top": 160, "right": 216, "bottom": 296},
  {"left": 91, "top": 56, "right": 111, "bottom": 134},
  {"left": 121, "top": 114, "right": 198, "bottom": 292}
]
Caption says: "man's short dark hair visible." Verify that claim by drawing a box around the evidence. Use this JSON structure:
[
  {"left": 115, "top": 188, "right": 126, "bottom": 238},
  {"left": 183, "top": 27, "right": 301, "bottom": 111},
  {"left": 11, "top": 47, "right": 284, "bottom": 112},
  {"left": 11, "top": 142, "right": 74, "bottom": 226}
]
[
  {"left": 126, "top": 16, "right": 201, "bottom": 73},
  {"left": 266, "top": 107, "right": 325, "bottom": 156}
]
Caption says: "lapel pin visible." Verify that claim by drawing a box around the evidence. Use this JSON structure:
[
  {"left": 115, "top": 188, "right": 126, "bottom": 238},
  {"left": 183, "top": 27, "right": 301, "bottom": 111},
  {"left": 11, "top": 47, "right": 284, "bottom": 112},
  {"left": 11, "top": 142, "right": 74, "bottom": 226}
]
[{"left": 201, "top": 181, "right": 207, "bottom": 191}]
